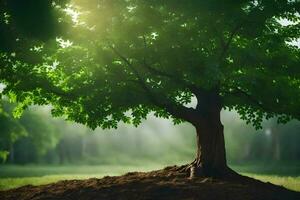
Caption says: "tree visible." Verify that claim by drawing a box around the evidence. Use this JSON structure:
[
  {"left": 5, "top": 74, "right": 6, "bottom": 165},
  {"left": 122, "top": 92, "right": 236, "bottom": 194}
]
[
  {"left": 0, "top": 0, "right": 300, "bottom": 177},
  {"left": 14, "top": 107, "right": 61, "bottom": 164},
  {"left": 0, "top": 100, "right": 61, "bottom": 164},
  {"left": 0, "top": 101, "right": 27, "bottom": 163}
]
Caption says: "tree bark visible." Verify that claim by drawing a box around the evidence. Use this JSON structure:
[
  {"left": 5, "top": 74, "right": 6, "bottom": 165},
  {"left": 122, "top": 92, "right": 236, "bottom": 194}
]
[
  {"left": 187, "top": 91, "right": 229, "bottom": 177},
  {"left": 192, "top": 113, "right": 227, "bottom": 177}
]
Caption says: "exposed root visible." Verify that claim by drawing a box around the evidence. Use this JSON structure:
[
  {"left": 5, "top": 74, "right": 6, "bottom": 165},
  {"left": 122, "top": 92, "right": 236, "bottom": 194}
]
[
  {"left": 177, "top": 160, "right": 241, "bottom": 180},
  {"left": 178, "top": 159, "right": 197, "bottom": 173}
]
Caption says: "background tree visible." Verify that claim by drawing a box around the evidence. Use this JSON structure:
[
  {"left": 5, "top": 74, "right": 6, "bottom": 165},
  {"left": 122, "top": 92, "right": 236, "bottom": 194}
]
[
  {"left": 13, "top": 107, "right": 60, "bottom": 164},
  {"left": 0, "top": 101, "right": 61, "bottom": 164},
  {"left": 1, "top": 100, "right": 300, "bottom": 168},
  {"left": 0, "top": 0, "right": 300, "bottom": 177},
  {"left": 0, "top": 101, "right": 27, "bottom": 163}
]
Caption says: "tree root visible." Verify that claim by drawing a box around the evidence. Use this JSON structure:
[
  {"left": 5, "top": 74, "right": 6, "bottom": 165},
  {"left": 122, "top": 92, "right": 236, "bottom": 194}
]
[
  {"left": 178, "top": 159, "right": 198, "bottom": 173},
  {"left": 177, "top": 160, "right": 240, "bottom": 180},
  {"left": 177, "top": 159, "right": 206, "bottom": 179}
]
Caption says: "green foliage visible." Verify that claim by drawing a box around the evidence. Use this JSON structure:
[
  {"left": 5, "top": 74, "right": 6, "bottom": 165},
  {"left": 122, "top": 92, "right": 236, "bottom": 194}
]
[
  {"left": 0, "top": 101, "right": 61, "bottom": 163},
  {"left": 0, "top": 103, "right": 299, "bottom": 166},
  {"left": 0, "top": 101, "right": 27, "bottom": 149},
  {"left": 0, "top": 0, "right": 299, "bottom": 129},
  {"left": 18, "top": 109, "right": 60, "bottom": 157},
  {"left": 0, "top": 151, "right": 9, "bottom": 163}
]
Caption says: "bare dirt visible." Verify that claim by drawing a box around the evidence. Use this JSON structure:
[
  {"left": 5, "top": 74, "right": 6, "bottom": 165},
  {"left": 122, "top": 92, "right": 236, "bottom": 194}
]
[{"left": 1, "top": 165, "right": 299, "bottom": 200}]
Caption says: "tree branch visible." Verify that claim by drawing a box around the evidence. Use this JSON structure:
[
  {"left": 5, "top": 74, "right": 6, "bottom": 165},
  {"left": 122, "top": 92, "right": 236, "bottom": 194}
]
[
  {"left": 228, "top": 88, "right": 272, "bottom": 112},
  {"left": 110, "top": 45, "right": 201, "bottom": 123},
  {"left": 219, "top": 23, "right": 243, "bottom": 62},
  {"left": 140, "top": 35, "right": 203, "bottom": 96}
]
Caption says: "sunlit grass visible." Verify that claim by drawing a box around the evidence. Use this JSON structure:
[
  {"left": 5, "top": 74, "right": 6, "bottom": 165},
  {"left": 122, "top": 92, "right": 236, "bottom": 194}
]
[
  {"left": 0, "top": 175, "right": 103, "bottom": 190},
  {"left": 244, "top": 174, "right": 300, "bottom": 192},
  {"left": 0, "top": 164, "right": 167, "bottom": 178},
  {"left": 0, "top": 164, "right": 163, "bottom": 190}
]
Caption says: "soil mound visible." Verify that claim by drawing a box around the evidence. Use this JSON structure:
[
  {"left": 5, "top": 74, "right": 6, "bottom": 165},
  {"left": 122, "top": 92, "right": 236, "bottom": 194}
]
[{"left": 1, "top": 165, "right": 299, "bottom": 200}]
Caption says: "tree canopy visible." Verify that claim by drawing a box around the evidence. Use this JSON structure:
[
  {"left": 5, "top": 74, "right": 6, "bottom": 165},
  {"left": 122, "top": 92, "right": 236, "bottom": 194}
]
[{"left": 0, "top": 0, "right": 300, "bottom": 129}]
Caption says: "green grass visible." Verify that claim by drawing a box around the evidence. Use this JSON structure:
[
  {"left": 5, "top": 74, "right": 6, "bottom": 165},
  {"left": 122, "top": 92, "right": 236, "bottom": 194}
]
[
  {"left": 0, "top": 164, "right": 164, "bottom": 190},
  {"left": 230, "top": 161, "right": 300, "bottom": 176},
  {"left": 0, "top": 175, "right": 103, "bottom": 191},
  {"left": 244, "top": 174, "right": 300, "bottom": 192},
  {"left": 0, "top": 164, "right": 300, "bottom": 192},
  {"left": 0, "top": 164, "right": 162, "bottom": 178}
]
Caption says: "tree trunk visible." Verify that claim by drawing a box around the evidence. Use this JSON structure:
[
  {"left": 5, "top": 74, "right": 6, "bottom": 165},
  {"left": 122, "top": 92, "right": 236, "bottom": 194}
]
[
  {"left": 192, "top": 114, "right": 227, "bottom": 177},
  {"left": 9, "top": 143, "right": 14, "bottom": 164},
  {"left": 271, "top": 126, "right": 280, "bottom": 161},
  {"left": 188, "top": 91, "right": 229, "bottom": 178}
]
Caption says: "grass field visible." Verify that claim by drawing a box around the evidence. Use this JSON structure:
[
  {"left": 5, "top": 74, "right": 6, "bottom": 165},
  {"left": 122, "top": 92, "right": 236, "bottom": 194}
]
[
  {"left": 0, "top": 164, "right": 165, "bottom": 190},
  {"left": 0, "top": 164, "right": 300, "bottom": 192}
]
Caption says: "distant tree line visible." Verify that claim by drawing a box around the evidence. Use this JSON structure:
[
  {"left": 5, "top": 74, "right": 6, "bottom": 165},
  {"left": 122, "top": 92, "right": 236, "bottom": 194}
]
[
  {"left": 0, "top": 100, "right": 300, "bottom": 165},
  {"left": 0, "top": 100, "right": 60, "bottom": 163},
  {"left": 224, "top": 114, "right": 300, "bottom": 164}
]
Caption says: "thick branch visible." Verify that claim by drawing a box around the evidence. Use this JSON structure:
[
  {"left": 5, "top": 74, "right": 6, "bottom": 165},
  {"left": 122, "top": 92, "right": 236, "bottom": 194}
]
[
  {"left": 228, "top": 88, "right": 272, "bottom": 112},
  {"left": 219, "top": 23, "right": 243, "bottom": 62},
  {"left": 110, "top": 45, "right": 201, "bottom": 124},
  {"left": 141, "top": 35, "right": 202, "bottom": 95},
  {"left": 229, "top": 88, "right": 300, "bottom": 119},
  {"left": 110, "top": 46, "right": 160, "bottom": 105}
]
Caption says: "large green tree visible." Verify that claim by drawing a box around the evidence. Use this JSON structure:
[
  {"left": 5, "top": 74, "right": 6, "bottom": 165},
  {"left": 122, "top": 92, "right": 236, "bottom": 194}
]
[{"left": 0, "top": 0, "right": 299, "bottom": 177}]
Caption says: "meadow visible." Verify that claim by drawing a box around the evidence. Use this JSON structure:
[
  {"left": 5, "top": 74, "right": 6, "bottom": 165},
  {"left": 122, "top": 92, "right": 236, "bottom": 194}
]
[{"left": 0, "top": 164, "right": 300, "bottom": 192}]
